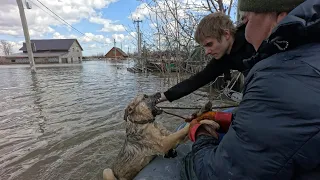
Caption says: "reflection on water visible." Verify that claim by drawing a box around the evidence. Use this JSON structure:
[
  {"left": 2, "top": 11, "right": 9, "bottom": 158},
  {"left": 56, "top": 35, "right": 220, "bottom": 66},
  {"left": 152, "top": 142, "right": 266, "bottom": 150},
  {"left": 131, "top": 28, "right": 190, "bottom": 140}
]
[{"left": 0, "top": 61, "right": 213, "bottom": 180}]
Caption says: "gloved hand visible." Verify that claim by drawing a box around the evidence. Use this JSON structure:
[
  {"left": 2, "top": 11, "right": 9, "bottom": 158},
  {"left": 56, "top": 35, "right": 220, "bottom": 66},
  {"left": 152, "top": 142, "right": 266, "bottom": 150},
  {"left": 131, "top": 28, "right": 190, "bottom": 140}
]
[
  {"left": 153, "top": 92, "right": 167, "bottom": 104},
  {"left": 188, "top": 119, "right": 220, "bottom": 142},
  {"left": 186, "top": 111, "right": 232, "bottom": 133}
]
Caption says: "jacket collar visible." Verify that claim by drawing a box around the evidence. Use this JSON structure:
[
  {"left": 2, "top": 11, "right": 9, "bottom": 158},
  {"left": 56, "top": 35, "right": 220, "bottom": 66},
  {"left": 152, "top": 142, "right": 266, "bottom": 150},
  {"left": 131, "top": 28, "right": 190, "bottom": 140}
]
[{"left": 244, "top": 0, "right": 320, "bottom": 69}]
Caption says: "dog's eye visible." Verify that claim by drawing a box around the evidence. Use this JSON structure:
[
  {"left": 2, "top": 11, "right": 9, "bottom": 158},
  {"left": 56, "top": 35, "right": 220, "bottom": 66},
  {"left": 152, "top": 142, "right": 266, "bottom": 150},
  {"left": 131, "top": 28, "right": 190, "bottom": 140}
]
[{"left": 143, "top": 95, "right": 148, "bottom": 99}]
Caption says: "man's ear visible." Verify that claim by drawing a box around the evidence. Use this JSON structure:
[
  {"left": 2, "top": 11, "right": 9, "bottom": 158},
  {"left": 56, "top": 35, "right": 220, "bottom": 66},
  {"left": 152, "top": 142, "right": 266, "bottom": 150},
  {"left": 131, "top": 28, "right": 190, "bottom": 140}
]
[
  {"left": 124, "top": 106, "right": 134, "bottom": 121},
  {"left": 223, "top": 29, "right": 231, "bottom": 40},
  {"left": 276, "top": 12, "right": 288, "bottom": 23}
]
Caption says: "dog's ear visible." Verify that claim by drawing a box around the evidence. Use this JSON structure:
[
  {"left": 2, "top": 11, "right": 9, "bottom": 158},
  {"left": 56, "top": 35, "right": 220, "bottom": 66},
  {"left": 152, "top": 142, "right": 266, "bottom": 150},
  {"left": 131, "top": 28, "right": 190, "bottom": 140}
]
[{"left": 124, "top": 106, "right": 134, "bottom": 121}]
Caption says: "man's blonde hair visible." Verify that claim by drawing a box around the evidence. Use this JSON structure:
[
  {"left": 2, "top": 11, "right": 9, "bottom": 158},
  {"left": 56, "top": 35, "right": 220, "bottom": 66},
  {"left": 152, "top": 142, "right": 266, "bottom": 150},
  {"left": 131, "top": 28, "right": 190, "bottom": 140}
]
[{"left": 195, "top": 12, "right": 236, "bottom": 44}]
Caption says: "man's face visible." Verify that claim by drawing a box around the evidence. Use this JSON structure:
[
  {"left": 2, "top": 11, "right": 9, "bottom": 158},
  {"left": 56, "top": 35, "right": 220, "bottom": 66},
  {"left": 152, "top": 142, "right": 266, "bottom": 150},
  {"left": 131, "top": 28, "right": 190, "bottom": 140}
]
[
  {"left": 245, "top": 12, "right": 287, "bottom": 51},
  {"left": 201, "top": 33, "right": 231, "bottom": 60}
]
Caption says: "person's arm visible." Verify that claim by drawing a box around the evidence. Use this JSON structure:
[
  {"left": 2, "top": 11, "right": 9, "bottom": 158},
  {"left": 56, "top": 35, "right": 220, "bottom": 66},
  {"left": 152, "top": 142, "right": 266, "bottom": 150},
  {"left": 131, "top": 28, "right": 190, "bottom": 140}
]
[{"left": 163, "top": 59, "right": 227, "bottom": 102}]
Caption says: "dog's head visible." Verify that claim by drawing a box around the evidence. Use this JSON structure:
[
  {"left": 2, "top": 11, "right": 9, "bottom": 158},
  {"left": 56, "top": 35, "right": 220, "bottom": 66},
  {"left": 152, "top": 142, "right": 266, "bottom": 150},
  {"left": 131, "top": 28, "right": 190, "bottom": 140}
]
[{"left": 124, "top": 94, "right": 163, "bottom": 124}]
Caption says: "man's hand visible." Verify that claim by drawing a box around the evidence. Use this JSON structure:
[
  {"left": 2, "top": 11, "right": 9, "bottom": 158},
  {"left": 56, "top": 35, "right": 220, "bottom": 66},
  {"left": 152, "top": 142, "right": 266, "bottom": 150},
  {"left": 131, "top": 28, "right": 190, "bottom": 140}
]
[
  {"left": 186, "top": 111, "right": 232, "bottom": 133},
  {"left": 188, "top": 119, "right": 220, "bottom": 142},
  {"left": 153, "top": 92, "right": 167, "bottom": 104}
]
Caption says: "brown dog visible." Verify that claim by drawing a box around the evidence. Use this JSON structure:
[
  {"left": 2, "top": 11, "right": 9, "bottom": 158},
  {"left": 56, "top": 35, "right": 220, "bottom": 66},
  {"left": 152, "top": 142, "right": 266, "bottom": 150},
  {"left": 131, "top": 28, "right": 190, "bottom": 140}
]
[{"left": 103, "top": 94, "right": 189, "bottom": 180}]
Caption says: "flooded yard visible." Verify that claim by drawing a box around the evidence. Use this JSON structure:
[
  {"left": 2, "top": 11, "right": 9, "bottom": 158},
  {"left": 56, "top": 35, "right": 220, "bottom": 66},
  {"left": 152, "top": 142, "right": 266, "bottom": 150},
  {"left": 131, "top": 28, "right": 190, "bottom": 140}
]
[{"left": 0, "top": 61, "right": 219, "bottom": 180}]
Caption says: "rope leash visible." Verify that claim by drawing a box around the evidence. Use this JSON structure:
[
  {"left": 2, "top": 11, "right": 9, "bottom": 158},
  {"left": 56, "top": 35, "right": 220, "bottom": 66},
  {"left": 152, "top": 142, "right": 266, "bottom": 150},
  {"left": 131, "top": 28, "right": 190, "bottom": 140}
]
[
  {"left": 162, "top": 110, "right": 187, "bottom": 120},
  {"left": 158, "top": 105, "right": 238, "bottom": 110},
  {"left": 160, "top": 104, "right": 238, "bottom": 120}
]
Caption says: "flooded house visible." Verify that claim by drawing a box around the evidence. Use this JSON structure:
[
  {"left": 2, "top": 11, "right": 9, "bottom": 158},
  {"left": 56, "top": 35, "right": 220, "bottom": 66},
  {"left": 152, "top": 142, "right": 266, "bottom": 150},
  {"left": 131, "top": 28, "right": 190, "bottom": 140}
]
[
  {"left": 105, "top": 47, "right": 128, "bottom": 60},
  {"left": 5, "top": 39, "right": 83, "bottom": 64}
]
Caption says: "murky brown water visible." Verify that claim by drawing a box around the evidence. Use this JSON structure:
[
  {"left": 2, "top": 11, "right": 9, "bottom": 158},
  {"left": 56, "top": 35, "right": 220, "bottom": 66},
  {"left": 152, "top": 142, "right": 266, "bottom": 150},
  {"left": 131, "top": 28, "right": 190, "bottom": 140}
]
[{"left": 0, "top": 61, "right": 219, "bottom": 180}]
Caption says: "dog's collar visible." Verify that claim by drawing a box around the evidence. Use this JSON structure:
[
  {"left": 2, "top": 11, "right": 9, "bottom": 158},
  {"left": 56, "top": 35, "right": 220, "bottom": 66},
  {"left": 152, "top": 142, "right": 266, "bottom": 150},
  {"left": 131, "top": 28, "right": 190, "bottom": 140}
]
[{"left": 129, "top": 118, "right": 155, "bottom": 124}]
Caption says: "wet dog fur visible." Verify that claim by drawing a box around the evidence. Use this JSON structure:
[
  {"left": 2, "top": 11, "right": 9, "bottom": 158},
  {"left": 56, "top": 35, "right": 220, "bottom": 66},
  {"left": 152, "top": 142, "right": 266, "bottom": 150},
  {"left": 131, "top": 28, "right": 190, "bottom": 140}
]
[{"left": 103, "top": 94, "right": 189, "bottom": 180}]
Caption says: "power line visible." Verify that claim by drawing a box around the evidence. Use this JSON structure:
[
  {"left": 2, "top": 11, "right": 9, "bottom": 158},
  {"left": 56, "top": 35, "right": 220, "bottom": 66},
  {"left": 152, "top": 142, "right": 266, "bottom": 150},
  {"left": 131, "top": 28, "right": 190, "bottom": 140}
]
[
  {"left": 30, "top": 0, "right": 108, "bottom": 45},
  {"left": 30, "top": 0, "right": 137, "bottom": 51},
  {"left": 28, "top": 0, "right": 67, "bottom": 27}
]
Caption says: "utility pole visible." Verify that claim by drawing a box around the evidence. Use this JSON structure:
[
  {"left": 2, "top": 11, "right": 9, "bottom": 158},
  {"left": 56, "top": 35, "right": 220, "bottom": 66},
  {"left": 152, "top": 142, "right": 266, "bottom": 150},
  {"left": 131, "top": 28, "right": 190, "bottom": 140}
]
[
  {"left": 17, "top": 0, "right": 36, "bottom": 73},
  {"left": 134, "top": 19, "right": 142, "bottom": 57},
  {"left": 114, "top": 39, "right": 116, "bottom": 59}
]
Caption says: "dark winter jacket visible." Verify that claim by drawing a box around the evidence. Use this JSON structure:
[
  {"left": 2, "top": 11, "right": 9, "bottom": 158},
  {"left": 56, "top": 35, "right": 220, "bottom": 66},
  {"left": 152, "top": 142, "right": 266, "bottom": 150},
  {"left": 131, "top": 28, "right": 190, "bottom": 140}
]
[
  {"left": 164, "top": 24, "right": 255, "bottom": 102},
  {"left": 192, "top": 0, "right": 320, "bottom": 179}
]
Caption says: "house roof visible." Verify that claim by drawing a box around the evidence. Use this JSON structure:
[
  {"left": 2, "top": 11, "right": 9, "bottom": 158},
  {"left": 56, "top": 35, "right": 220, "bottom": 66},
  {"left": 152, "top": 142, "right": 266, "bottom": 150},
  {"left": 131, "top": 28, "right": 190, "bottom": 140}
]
[
  {"left": 19, "top": 39, "right": 83, "bottom": 51},
  {"left": 6, "top": 52, "right": 67, "bottom": 58},
  {"left": 106, "top": 47, "right": 128, "bottom": 57}
]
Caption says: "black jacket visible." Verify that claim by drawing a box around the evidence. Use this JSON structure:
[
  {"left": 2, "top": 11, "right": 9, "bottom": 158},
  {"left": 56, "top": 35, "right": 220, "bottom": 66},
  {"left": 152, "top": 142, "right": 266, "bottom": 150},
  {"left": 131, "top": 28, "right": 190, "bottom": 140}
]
[
  {"left": 164, "top": 25, "right": 255, "bottom": 102},
  {"left": 192, "top": 0, "right": 320, "bottom": 179}
]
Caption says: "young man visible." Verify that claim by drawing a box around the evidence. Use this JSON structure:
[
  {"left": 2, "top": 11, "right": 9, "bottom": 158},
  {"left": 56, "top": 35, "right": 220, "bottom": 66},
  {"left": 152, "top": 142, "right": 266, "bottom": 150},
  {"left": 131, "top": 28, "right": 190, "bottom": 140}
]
[
  {"left": 189, "top": 0, "right": 320, "bottom": 179},
  {"left": 155, "top": 12, "right": 255, "bottom": 103}
]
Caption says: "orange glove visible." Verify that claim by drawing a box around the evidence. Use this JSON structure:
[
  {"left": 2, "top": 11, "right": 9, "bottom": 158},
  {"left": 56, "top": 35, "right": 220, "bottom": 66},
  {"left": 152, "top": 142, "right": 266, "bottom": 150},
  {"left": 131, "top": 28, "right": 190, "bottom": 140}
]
[
  {"left": 186, "top": 111, "right": 232, "bottom": 133},
  {"left": 185, "top": 111, "right": 216, "bottom": 122},
  {"left": 188, "top": 119, "right": 220, "bottom": 142}
]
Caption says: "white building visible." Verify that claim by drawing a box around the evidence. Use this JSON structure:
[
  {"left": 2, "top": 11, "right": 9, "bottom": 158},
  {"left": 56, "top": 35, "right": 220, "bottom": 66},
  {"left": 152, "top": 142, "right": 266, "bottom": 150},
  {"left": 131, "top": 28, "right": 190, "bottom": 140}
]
[{"left": 6, "top": 39, "right": 83, "bottom": 64}]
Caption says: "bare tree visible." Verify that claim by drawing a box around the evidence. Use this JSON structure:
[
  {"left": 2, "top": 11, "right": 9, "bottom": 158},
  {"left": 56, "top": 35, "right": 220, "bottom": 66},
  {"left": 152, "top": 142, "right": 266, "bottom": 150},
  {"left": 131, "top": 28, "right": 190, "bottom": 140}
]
[
  {"left": 130, "top": 0, "right": 238, "bottom": 74},
  {"left": 0, "top": 40, "right": 13, "bottom": 56}
]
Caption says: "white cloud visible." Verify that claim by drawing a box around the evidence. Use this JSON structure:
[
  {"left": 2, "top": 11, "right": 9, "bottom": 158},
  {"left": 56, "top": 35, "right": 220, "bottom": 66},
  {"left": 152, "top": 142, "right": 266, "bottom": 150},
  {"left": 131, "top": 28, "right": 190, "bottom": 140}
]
[
  {"left": 11, "top": 41, "right": 23, "bottom": 54},
  {"left": 105, "top": 38, "right": 112, "bottom": 44},
  {"left": 130, "top": 0, "right": 236, "bottom": 22},
  {"left": 69, "top": 34, "right": 78, "bottom": 39},
  {"left": 81, "top": 33, "right": 105, "bottom": 43},
  {"left": 0, "top": 30, "right": 19, "bottom": 36},
  {"left": 112, "top": 34, "right": 125, "bottom": 42},
  {"left": 53, "top": 32, "right": 78, "bottom": 39},
  {"left": 130, "top": 3, "right": 153, "bottom": 21},
  {"left": 73, "top": 33, "right": 113, "bottom": 45},
  {"left": 101, "top": 24, "right": 126, "bottom": 32},
  {"left": 0, "top": 0, "right": 119, "bottom": 37},
  {"left": 89, "top": 15, "right": 112, "bottom": 25},
  {"left": 130, "top": 32, "right": 137, "bottom": 38},
  {"left": 53, "top": 32, "right": 65, "bottom": 39},
  {"left": 89, "top": 44, "right": 97, "bottom": 48},
  {"left": 89, "top": 15, "right": 126, "bottom": 32},
  {"left": 150, "top": 23, "right": 157, "bottom": 29}
]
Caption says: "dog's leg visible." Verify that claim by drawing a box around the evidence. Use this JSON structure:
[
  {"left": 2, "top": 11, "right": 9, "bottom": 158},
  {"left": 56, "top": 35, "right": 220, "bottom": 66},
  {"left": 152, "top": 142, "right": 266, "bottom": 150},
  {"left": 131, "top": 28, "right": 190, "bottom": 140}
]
[
  {"left": 154, "top": 122, "right": 172, "bottom": 136},
  {"left": 103, "top": 168, "right": 116, "bottom": 180},
  {"left": 155, "top": 123, "right": 178, "bottom": 158},
  {"left": 160, "top": 124, "right": 190, "bottom": 153}
]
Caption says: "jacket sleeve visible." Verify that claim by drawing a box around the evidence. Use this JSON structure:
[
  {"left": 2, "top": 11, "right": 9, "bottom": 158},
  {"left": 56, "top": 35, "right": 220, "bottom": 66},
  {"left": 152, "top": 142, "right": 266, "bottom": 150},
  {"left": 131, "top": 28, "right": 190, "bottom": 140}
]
[{"left": 164, "top": 59, "right": 227, "bottom": 102}]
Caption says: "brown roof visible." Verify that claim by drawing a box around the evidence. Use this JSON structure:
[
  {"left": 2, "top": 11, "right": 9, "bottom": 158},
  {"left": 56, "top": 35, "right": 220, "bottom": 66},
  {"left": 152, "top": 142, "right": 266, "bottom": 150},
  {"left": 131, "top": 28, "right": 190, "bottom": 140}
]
[
  {"left": 106, "top": 47, "right": 128, "bottom": 57},
  {"left": 19, "top": 39, "right": 83, "bottom": 51}
]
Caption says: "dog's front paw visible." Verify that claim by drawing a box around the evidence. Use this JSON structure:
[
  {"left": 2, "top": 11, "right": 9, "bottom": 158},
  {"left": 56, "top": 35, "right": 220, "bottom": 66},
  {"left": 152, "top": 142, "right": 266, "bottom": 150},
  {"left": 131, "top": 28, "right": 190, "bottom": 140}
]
[{"left": 164, "top": 149, "right": 177, "bottom": 158}]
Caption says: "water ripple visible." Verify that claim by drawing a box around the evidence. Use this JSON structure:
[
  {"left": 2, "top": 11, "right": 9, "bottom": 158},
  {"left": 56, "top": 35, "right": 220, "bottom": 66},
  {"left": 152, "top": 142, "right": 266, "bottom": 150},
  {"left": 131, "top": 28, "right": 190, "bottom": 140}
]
[{"left": 0, "top": 61, "right": 214, "bottom": 180}]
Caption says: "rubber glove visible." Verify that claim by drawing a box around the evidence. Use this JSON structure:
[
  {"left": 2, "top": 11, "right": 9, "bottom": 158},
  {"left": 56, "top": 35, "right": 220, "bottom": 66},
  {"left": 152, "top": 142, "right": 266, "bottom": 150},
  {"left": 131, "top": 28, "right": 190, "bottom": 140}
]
[
  {"left": 188, "top": 119, "right": 220, "bottom": 142},
  {"left": 186, "top": 111, "right": 232, "bottom": 133}
]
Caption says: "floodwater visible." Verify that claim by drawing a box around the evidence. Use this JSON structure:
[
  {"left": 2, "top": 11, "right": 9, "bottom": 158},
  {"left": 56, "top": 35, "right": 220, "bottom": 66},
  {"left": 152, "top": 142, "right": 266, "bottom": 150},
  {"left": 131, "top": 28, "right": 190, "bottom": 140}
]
[{"left": 0, "top": 60, "right": 215, "bottom": 180}]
